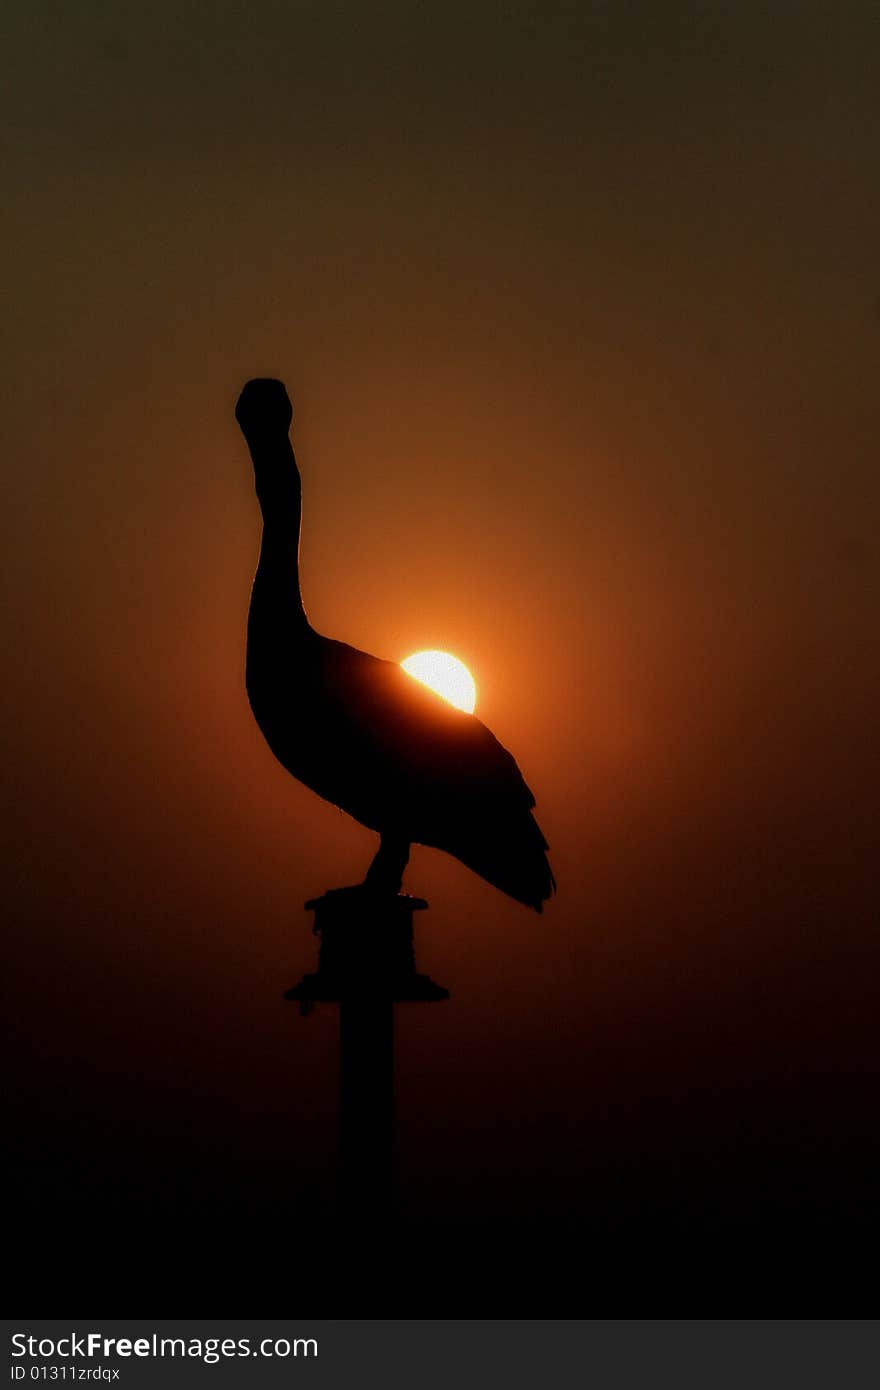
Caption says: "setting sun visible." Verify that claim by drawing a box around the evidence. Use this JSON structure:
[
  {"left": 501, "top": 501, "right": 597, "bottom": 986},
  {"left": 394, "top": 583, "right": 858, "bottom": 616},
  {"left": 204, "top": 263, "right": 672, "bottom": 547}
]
[{"left": 401, "top": 650, "right": 477, "bottom": 714}]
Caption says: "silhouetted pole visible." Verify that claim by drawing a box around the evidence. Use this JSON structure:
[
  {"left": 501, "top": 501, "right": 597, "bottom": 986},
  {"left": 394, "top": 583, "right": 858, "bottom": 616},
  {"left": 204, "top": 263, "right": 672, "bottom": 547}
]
[
  {"left": 285, "top": 886, "right": 447, "bottom": 1225},
  {"left": 339, "top": 990, "right": 394, "bottom": 1216}
]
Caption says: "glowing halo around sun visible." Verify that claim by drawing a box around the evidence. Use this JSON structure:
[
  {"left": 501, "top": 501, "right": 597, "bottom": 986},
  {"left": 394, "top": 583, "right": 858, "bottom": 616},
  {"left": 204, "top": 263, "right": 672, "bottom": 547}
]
[{"left": 401, "top": 650, "right": 477, "bottom": 714}]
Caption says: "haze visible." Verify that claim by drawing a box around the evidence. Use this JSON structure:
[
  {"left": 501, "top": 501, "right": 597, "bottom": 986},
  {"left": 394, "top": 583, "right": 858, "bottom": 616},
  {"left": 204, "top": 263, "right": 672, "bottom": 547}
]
[{"left": 4, "top": 2, "right": 878, "bottom": 1306}]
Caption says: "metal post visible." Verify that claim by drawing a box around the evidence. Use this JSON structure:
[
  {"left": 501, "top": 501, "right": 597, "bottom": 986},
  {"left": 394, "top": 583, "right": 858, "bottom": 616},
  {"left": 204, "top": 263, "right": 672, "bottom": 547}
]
[
  {"left": 339, "top": 991, "right": 394, "bottom": 1220},
  {"left": 285, "top": 886, "right": 448, "bottom": 1225}
]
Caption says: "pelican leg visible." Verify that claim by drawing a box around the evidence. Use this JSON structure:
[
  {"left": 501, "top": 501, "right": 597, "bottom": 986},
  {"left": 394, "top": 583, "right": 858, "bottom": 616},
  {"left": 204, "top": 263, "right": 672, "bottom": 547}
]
[{"left": 364, "top": 833, "right": 410, "bottom": 895}]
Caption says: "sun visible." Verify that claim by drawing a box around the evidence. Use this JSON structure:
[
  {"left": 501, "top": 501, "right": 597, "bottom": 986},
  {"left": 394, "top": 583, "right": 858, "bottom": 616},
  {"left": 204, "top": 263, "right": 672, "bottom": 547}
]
[{"left": 401, "top": 650, "right": 477, "bottom": 714}]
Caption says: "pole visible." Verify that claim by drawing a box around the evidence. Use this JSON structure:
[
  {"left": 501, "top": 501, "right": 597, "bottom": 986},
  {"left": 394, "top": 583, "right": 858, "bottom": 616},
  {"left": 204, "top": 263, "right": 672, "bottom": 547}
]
[
  {"left": 339, "top": 991, "right": 394, "bottom": 1221},
  {"left": 285, "top": 885, "right": 448, "bottom": 1226}
]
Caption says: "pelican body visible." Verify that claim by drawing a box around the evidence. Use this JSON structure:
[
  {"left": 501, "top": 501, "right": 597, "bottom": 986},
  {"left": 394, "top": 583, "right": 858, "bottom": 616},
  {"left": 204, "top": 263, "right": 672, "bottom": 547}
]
[{"left": 237, "top": 378, "right": 555, "bottom": 910}]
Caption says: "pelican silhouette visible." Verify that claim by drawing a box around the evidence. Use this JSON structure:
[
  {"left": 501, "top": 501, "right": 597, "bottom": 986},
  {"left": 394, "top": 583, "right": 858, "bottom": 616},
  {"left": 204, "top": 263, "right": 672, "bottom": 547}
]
[{"left": 237, "top": 378, "right": 555, "bottom": 910}]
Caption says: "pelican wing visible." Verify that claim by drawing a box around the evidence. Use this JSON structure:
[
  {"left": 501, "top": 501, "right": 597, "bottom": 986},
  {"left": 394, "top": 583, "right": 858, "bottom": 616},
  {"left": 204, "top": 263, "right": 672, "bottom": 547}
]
[
  {"left": 309, "top": 638, "right": 555, "bottom": 909},
  {"left": 314, "top": 639, "right": 531, "bottom": 808}
]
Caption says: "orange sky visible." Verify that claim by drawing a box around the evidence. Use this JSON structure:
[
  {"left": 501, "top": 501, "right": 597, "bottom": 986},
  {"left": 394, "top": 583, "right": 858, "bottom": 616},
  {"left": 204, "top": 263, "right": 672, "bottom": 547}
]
[{"left": 4, "top": 2, "right": 879, "bottom": 1298}]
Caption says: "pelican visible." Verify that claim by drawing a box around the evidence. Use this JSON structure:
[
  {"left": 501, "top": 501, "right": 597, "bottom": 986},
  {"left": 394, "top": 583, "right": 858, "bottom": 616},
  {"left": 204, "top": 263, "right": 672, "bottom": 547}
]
[{"left": 237, "top": 378, "right": 555, "bottom": 910}]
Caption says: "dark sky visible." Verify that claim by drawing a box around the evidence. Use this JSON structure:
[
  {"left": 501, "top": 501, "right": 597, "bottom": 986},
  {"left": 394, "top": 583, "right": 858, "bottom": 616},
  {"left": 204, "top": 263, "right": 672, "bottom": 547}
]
[{"left": 4, "top": 3, "right": 879, "bottom": 1308}]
